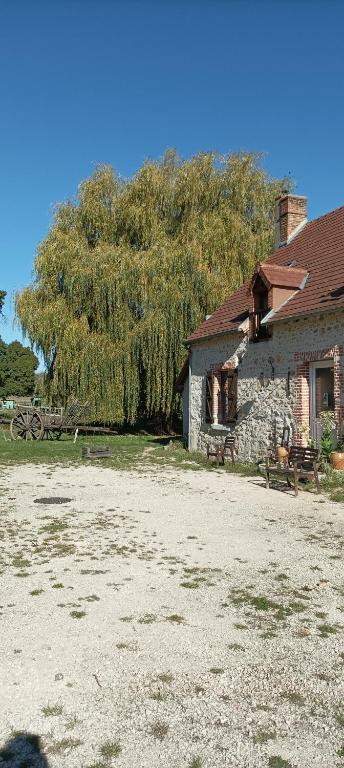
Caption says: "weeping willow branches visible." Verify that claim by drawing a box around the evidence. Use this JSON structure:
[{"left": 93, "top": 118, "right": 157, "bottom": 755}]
[{"left": 16, "top": 151, "right": 290, "bottom": 423}]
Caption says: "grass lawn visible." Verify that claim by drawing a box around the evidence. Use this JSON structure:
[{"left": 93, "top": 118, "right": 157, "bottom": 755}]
[
  {"left": 0, "top": 428, "right": 258, "bottom": 476},
  {"left": 318, "top": 465, "right": 344, "bottom": 502},
  {"left": 0, "top": 431, "right": 154, "bottom": 468}
]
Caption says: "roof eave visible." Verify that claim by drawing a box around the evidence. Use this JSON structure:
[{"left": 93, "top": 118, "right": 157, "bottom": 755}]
[{"left": 185, "top": 325, "right": 242, "bottom": 346}]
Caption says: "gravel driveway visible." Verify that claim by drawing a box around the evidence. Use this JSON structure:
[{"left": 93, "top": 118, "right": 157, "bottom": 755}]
[{"left": 0, "top": 463, "right": 343, "bottom": 768}]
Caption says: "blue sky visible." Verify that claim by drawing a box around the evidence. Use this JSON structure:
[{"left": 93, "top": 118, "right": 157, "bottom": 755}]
[{"left": 1, "top": 0, "right": 343, "bottom": 349}]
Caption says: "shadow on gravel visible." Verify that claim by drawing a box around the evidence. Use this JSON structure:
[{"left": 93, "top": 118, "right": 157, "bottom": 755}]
[
  {"left": 248, "top": 477, "right": 296, "bottom": 494},
  {"left": 0, "top": 733, "right": 49, "bottom": 767}
]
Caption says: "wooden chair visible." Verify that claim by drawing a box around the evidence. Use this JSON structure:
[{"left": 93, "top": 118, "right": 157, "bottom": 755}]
[
  {"left": 265, "top": 445, "right": 320, "bottom": 496},
  {"left": 207, "top": 433, "right": 236, "bottom": 466}
]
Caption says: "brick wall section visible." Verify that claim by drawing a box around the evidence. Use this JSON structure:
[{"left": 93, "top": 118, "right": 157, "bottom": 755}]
[
  {"left": 188, "top": 310, "right": 344, "bottom": 461},
  {"left": 293, "top": 346, "right": 344, "bottom": 443},
  {"left": 211, "top": 374, "right": 220, "bottom": 423},
  {"left": 293, "top": 362, "right": 309, "bottom": 445},
  {"left": 333, "top": 346, "right": 344, "bottom": 430},
  {"left": 277, "top": 195, "right": 307, "bottom": 244}
]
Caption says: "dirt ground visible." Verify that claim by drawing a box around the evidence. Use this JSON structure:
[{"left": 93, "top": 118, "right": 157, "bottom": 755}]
[{"left": 1, "top": 463, "right": 344, "bottom": 768}]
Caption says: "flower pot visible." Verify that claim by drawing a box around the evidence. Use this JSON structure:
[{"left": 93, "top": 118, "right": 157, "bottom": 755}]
[
  {"left": 276, "top": 446, "right": 289, "bottom": 464},
  {"left": 330, "top": 451, "right": 344, "bottom": 470}
]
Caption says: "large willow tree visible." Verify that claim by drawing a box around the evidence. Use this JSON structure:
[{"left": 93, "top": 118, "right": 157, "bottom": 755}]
[{"left": 16, "top": 151, "right": 290, "bottom": 423}]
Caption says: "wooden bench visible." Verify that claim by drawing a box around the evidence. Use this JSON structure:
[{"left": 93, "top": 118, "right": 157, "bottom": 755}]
[
  {"left": 207, "top": 434, "right": 236, "bottom": 466},
  {"left": 265, "top": 445, "right": 320, "bottom": 496},
  {"left": 82, "top": 445, "right": 112, "bottom": 459}
]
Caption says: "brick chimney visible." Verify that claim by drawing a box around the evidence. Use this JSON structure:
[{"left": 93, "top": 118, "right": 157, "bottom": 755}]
[{"left": 275, "top": 193, "right": 307, "bottom": 248}]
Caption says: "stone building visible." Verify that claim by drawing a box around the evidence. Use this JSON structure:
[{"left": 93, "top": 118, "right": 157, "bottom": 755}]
[{"left": 178, "top": 194, "right": 344, "bottom": 461}]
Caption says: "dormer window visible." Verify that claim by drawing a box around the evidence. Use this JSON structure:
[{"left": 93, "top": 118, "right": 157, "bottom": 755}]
[
  {"left": 248, "top": 262, "right": 308, "bottom": 342},
  {"left": 250, "top": 275, "right": 271, "bottom": 341}
]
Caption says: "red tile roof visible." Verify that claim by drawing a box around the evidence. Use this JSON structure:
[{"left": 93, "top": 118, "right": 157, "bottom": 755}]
[
  {"left": 258, "top": 263, "right": 308, "bottom": 290},
  {"left": 187, "top": 204, "right": 344, "bottom": 343}
]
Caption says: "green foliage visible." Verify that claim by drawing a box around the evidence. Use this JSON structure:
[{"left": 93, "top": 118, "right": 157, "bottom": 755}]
[
  {"left": 16, "top": 152, "right": 290, "bottom": 423},
  {"left": 268, "top": 758, "right": 291, "bottom": 768},
  {"left": 317, "top": 463, "right": 344, "bottom": 502},
  {"left": 320, "top": 410, "right": 335, "bottom": 463},
  {"left": 34, "top": 371, "right": 46, "bottom": 397},
  {"left": 321, "top": 434, "right": 334, "bottom": 464},
  {"left": 0, "top": 339, "right": 38, "bottom": 398}
]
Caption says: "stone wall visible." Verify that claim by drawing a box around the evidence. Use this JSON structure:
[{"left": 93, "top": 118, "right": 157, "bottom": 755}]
[
  {"left": 182, "top": 376, "right": 189, "bottom": 444},
  {"left": 188, "top": 310, "right": 344, "bottom": 461}
]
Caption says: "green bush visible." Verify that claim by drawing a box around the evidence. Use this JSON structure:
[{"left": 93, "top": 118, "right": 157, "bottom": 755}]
[{"left": 320, "top": 411, "right": 335, "bottom": 464}]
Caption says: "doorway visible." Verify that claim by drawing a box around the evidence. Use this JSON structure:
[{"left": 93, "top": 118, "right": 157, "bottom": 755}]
[{"left": 309, "top": 360, "right": 335, "bottom": 444}]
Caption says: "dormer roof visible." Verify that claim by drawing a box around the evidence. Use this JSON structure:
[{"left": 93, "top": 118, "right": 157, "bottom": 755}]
[{"left": 255, "top": 263, "right": 308, "bottom": 291}]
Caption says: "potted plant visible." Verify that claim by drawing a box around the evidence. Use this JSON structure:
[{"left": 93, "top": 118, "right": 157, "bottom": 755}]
[
  {"left": 274, "top": 424, "right": 289, "bottom": 464},
  {"left": 276, "top": 444, "right": 289, "bottom": 464},
  {"left": 330, "top": 438, "right": 344, "bottom": 470}
]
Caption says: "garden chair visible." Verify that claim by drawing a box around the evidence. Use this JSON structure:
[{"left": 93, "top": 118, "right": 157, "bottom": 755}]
[{"left": 207, "top": 433, "right": 236, "bottom": 466}]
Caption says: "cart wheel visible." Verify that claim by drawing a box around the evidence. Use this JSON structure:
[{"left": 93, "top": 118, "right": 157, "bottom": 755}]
[{"left": 10, "top": 409, "right": 44, "bottom": 441}]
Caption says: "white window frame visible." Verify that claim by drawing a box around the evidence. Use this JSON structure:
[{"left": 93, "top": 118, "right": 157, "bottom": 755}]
[{"left": 309, "top": 359, "right": 334, "bottom": 441}]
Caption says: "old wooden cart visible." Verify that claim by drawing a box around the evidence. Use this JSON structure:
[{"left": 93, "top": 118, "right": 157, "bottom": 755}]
[{"left": 9, "top": 400, "right": 115, "bottom": 440}]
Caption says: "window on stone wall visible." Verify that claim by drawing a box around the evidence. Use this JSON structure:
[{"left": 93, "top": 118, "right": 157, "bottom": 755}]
[
  {"left": 205, "top": 370, "right": 238, "bottom": 424},
  {"left": 220, "top": 369, "right": 238, "bottom": 423},
  {"left": 205, "top": 373, "right": 213, "bottom": 423}
]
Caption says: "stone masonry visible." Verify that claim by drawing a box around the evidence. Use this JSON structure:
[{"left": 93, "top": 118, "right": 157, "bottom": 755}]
[{"left": 188, "top": 310, "right": 344, "bottom": 462}]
